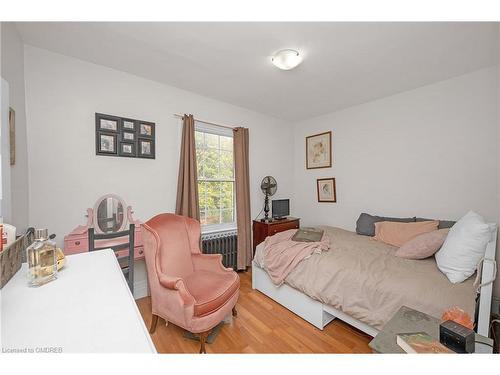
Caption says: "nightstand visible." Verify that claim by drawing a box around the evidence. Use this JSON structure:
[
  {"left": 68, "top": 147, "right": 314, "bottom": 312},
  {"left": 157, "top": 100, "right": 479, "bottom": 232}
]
[{"left": 252, "top": 217, "right": 300, "bottom": 253}]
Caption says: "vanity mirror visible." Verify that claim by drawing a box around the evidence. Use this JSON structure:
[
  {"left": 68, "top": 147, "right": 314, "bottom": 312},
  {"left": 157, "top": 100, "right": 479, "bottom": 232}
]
[
  {"left": 63, "top": 194, "right": 144, "bottom": 259},
  {"left": 95, "top": 194, "right": 126, "bottom": 234}
]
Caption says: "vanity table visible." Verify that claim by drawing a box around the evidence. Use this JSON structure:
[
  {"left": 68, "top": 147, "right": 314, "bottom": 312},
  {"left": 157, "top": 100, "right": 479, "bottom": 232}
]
[{"left": 64, "top": 194, "right": 144, "bottom": 259}]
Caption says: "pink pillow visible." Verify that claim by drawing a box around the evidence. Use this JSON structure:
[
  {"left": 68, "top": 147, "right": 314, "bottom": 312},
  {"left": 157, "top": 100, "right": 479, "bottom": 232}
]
[
  {"left": 396, "top": 229, "right": 450, "bottom": 259},
  {"left": 374, "top": 220, "right": 439, "bottom": 247}
]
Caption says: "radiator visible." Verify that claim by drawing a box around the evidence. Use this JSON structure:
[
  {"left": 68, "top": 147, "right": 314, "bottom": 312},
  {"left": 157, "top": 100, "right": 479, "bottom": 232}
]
[{"left": 201, "top": 230, "right": 238, "bottom": 270}]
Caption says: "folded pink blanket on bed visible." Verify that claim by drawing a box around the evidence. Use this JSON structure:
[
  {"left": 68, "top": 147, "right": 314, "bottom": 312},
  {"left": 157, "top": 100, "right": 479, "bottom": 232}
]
[{"left": 263, "top": 229, "right": 330, "bottom": 285}]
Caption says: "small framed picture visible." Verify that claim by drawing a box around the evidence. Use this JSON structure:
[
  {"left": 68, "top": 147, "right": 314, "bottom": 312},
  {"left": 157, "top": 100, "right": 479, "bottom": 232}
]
[
  {"left": 96, "top": 113, "right": 120, "bottom": 132},
  {"left": 306, "top": 131, "right": 332, "bottom": 169},
  {"left": 97, "top": 133, "right": 117, "bottom": 155},
  {"left": 9, "top": 107, "right": 15, "bottom": 165},
  {"left": 317, "top": 178, "right": 336, "bottom": 203},
  {"left": 138, "top": 139, "right": 155, "bottom": 159},
  {"left": 122, "top": 120, "right": 135, "bottom": 130},
  {"left": 122, "top": 131, "right": 135, "bottom": 141},
  {"left": 139, "top": 122, "right": 154, "bottom": 138},
  {"left": 119, "top": 142, "right": 136, "bottom": 157}
]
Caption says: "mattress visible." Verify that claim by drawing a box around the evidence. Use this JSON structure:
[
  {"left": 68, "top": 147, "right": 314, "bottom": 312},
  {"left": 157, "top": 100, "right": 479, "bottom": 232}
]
[{"left": 254, "top": 226, "right": 476, "bottom": 330}]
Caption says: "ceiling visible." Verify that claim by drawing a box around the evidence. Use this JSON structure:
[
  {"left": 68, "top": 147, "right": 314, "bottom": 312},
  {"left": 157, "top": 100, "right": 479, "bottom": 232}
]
[{"left": 16, "top": 22, "right": 499, "bottom": 121}]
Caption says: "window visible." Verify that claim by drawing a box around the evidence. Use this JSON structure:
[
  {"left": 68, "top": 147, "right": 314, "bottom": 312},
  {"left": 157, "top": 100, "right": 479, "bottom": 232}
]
[{"left": 195, "top": 122, "right": 235, "bottom": 232}]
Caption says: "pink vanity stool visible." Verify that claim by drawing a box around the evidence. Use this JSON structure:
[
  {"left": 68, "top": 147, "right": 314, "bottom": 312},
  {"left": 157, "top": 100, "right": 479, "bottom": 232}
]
[{"left": 64, "top": 194, "right": 144, "bottom": 260}]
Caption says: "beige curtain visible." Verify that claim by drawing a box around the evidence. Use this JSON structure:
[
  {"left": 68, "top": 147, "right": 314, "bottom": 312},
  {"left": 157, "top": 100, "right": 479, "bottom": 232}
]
[
  {"left": 234, "top": 127, "right": 252, "bottom": 270},
  {"left": 175, "top": 114, "right": 200, "bottom": 220}
]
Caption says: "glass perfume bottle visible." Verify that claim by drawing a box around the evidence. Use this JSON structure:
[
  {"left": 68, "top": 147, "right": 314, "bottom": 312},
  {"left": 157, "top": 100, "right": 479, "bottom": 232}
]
[{"left": 26, "top": 228, "right": 58, "bottom": 287}]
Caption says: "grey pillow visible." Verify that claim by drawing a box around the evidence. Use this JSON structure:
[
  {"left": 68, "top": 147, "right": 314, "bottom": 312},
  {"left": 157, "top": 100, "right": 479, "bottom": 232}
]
[
  {"left": 416, "top": 217, "right": 455, "bottom": 230},
  {"left": 356, "top": 213, "right": 416, "bottom": 236}
]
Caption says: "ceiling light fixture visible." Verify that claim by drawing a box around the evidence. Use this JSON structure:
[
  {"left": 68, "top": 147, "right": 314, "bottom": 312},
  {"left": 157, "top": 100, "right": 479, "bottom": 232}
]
[{"left": 271, "top": 49, "right": 302, "bottom": 70}]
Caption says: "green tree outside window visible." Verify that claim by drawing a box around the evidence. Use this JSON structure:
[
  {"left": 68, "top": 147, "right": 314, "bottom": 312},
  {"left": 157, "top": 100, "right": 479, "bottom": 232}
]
[{"left": 195, "top": 130, "right": 235, "bottom": 228}]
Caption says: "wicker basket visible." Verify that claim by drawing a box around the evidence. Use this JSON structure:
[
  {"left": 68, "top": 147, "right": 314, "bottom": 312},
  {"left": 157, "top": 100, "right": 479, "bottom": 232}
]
[{"left": 0, "top": 231, "right": 34, "bottom": 289}]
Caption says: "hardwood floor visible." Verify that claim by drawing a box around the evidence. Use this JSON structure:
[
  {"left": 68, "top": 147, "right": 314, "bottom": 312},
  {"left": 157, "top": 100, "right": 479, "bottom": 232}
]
[{"left": 136, "top": 268, "right": 372, "bottom": 354}]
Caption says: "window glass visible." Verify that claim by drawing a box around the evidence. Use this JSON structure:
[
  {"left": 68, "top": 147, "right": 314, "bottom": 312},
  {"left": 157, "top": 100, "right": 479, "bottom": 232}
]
[{"left": 195, "top": 128, "right": 235, "bottom": 231}]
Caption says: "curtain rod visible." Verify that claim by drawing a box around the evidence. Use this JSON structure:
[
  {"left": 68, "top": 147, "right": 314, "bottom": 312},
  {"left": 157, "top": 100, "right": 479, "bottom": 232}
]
[{"left": 173, "top": 113, "right": 237, "bottom": 131}]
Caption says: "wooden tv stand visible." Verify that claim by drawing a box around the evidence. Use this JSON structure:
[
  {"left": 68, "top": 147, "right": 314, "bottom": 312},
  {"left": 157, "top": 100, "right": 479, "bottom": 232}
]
[{"left": 252, "top": 217, "right": 300, "bottom": 253}]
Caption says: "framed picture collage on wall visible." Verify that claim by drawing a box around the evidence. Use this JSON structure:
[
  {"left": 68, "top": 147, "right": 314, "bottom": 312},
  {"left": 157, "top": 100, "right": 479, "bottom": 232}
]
[
  {"left": 95, "top": 113, "right": 155, "bottom": 159},
  {"left": 305, "top": 130, "right": 336, "bottom": 203}
]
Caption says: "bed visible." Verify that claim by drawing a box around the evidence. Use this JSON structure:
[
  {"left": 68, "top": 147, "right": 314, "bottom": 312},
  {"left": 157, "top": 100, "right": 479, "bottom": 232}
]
[{"left": 252, "top": 225, "right": 497, "bottom": 338}]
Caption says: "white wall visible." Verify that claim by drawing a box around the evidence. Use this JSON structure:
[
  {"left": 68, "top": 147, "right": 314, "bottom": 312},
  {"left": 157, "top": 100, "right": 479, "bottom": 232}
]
[
  {"left": 23, "top": 46, "right": 294, "bottom": 297},
  {"left": 1, "top": 23, "right": 29, "bottom": 231},
  {"left": 292, "top": 67, "right": 500, "bottom": 298}
]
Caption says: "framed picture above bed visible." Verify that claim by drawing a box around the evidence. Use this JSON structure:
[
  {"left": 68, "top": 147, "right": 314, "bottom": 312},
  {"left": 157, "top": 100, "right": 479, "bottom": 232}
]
[
  {"left": 306, "top": 131, "right": 332, "bottom": 169},
  {"left": 317, "top": 178, "right": 336, "bottom": 203}
]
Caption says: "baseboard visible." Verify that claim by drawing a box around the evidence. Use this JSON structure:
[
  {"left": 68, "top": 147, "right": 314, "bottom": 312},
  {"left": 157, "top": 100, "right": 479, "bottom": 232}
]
[
  {"left": 492, "top": 297, "right": 500, "bottom": 315},
  {"left": 133, "top": 279, "right": 148, "bottom": 300}
]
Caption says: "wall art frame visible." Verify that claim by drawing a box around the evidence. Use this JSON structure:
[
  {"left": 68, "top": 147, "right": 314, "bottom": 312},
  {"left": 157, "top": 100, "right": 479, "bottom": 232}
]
[
  {"left": 306, "top": 131, "right": 332, "bottom": 169},
  {"left": 95, "top": 113, "right": 155, "bottom": 159},
  {"left": 317, "top": 177, "right": 336, "bottom": 203}
]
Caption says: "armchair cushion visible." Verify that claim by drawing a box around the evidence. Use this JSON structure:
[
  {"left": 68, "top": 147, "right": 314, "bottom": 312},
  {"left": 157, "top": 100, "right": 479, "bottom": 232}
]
[{"left": 183, "top": 270, "right": 240, "bottom": 317}]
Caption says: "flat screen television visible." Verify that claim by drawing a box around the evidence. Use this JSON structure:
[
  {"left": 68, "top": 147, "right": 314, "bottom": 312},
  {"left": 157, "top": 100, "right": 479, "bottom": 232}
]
[{"left": 272, "top": 199, "right": 290, "bottom": 219}]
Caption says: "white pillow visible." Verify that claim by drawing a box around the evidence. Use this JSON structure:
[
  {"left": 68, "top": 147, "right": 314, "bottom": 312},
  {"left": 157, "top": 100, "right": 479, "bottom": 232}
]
[{"left": 435, "top": 211, "right": 492, "bottom": 283}]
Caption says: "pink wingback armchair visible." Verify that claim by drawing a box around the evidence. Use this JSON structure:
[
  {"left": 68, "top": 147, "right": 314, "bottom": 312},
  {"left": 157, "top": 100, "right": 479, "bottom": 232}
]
[{"left": 141, "top": 213, "right": 240, "bottom": 353}]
